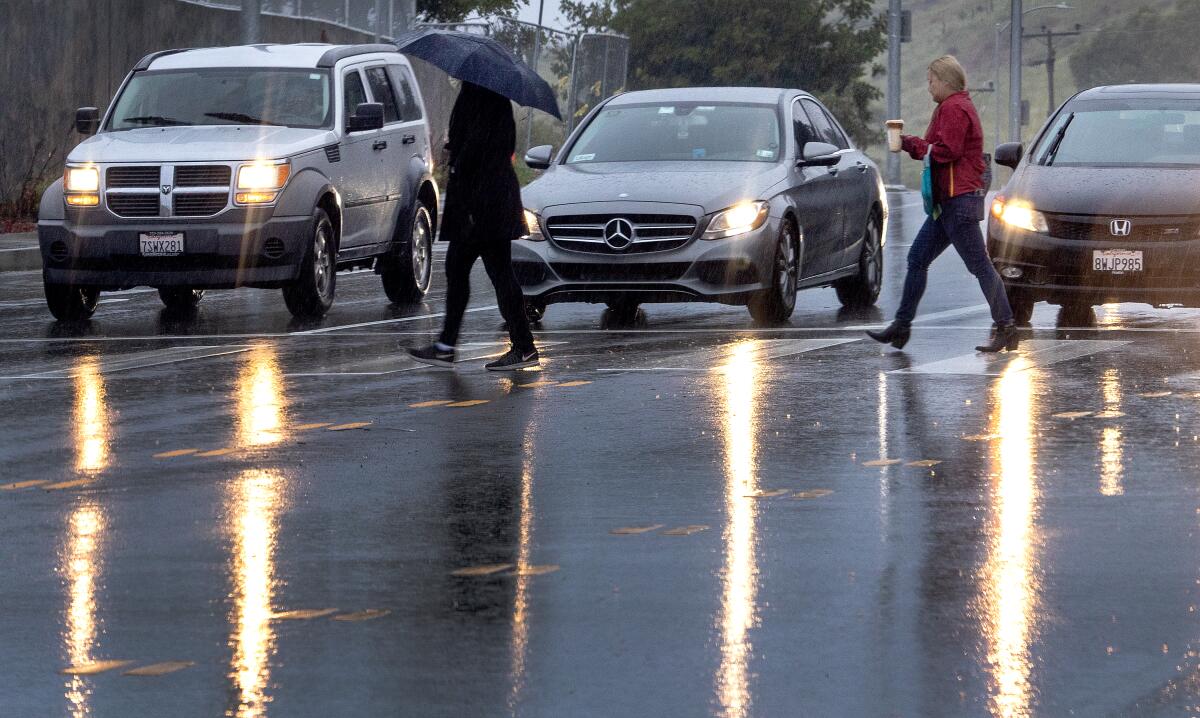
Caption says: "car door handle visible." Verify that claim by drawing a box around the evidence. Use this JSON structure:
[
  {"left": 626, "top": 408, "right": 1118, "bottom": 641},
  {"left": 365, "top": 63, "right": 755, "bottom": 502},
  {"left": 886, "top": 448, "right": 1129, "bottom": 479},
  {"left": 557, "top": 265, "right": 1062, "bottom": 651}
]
[
  {"left": 373, "top": 140, "right": 388, "bottom": 151},
  {"left": 402, "top": 134, "right": 416, "bottom": 145},
  {"left": 828, "top": 167, "right": 839, "bottom": 175},
  {"left": 855, "top": 162, "right": 869, "bottom": 173}
]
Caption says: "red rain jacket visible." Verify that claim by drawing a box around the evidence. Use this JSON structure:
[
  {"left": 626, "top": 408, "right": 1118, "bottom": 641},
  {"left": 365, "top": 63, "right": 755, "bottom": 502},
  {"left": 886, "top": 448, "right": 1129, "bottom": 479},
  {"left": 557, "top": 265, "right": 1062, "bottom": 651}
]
[{"left": 901, "top": 91, "right": 986, "bottom": 203}]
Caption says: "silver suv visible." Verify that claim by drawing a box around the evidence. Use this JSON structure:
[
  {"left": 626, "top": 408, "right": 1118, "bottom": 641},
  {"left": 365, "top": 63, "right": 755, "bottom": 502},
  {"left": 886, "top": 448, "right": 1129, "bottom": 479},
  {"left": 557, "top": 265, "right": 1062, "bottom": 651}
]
[{"left": 38, "top": 43, "right": 439, "bottom": 320}]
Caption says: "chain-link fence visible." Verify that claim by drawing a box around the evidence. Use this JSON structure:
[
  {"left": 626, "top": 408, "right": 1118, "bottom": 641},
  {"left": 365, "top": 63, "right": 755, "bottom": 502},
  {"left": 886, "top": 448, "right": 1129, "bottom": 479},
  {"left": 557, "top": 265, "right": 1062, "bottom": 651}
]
[{"left": 179, "top": 0, "right": 416, "bottom": 39}]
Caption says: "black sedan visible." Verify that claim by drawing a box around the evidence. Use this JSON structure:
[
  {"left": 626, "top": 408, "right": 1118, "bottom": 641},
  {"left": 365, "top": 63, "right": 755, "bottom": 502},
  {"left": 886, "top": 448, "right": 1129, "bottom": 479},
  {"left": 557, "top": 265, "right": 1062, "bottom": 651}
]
[{"left": 988, "top": 84, "right": 1200, "bottom": 323}]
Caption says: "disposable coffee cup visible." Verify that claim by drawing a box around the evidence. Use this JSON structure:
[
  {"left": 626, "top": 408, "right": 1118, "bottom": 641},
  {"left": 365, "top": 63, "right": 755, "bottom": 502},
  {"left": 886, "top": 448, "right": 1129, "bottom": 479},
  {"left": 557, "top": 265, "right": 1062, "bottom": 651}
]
[{"left": 886, "top": 119, "right": 904, "bottom": 152}]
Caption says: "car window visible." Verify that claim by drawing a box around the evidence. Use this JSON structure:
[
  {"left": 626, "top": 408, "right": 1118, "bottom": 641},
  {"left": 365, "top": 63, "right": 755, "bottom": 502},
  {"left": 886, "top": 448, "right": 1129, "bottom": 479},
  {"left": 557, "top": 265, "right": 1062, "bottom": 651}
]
[
  {"left": 792, "top": 101, "right": 820, "bottom": 153},
  {"left": 343, "top": 69, "right": 368, "bottom": 119},
  {"left": 567, "top": 103, "right": 781, "bottom": 163},
  {"left": 365, "top": 66, "right": 400, "bottom": 124},
  {"left": 1033, "top": 104, "right": 1200, "bottom": 167},
  {"left": 802, "top": 100, "right": 848, "bottom": 150},
  {"left": 389, "top": 65, "right": 424, "bottom": 122}
]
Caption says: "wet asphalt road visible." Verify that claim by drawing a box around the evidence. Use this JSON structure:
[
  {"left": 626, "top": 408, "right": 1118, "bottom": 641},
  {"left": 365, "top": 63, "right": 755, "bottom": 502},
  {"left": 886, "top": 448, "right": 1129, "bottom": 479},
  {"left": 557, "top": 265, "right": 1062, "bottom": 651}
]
[{"left": 8, "top": 192, "right": 1200, "bottom": 716}]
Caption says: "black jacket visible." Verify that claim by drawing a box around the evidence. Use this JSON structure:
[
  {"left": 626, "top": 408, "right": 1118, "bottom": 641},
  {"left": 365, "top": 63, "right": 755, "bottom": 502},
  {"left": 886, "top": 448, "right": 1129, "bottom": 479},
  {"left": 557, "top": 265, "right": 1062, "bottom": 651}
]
[{"left": 441, "top": 82, "right": 525, "bottom": 243}]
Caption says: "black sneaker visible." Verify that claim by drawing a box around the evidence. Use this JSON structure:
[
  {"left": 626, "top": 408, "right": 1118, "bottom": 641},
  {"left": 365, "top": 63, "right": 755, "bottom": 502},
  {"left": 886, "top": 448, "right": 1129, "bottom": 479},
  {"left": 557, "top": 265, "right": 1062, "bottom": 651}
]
[
  {"left": 408, "top": 343, "right": 455, "bottom": 368},
  {"left": 485, "top": 347, "right": 540, "bottom": 371}
]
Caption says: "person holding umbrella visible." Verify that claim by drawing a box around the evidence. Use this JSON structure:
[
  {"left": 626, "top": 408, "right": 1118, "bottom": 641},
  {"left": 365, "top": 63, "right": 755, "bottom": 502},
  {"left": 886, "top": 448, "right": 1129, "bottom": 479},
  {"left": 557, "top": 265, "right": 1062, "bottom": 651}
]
[{"left": 399, "top": 30, "right": 561, "bottom": 371}]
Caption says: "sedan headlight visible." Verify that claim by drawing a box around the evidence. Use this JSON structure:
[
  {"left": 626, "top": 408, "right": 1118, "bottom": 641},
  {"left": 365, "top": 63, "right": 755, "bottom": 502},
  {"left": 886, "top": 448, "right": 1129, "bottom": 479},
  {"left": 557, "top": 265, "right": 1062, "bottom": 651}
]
[
  {"left": 523, "top": 209, "right": 545, "bottom": 241},
  {"left": 236, "top": 160, "right": 291, "bottom": 204},
  {"left": 702, "top": 200, "right": 769, "bottom": 239},
  {"left": 64, "top": 166, "right": 100, "bottom": 207},
  {"left": 991, "top": 196, "right": 1048, "bottom": 234}
]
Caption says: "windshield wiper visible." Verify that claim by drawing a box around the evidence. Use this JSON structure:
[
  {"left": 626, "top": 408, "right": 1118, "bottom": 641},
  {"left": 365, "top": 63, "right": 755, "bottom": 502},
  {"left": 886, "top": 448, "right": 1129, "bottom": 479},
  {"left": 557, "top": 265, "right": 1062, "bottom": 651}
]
[
  {"left": 205, "top": 112, "right": 280, "bottom": 126},
  {"left": 123, "top": 115, "right": 187, "bottom": 126},
  {"left": 1041, "top": 112, "right": 1075, "bottom": 166}
]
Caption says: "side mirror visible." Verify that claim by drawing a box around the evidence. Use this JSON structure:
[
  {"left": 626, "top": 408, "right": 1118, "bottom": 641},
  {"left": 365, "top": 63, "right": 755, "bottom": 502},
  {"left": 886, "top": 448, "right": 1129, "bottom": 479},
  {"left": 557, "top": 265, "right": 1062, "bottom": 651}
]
[
  {"left": 524, "top": 144, "right": 554, "bottom": 170},
  {"left": 797, "top": 141, "right": 840, "bottom": 167},
  {"left": 348, "top": 102, "right": 384, "bottom": 132},
  {"left": 75, "top": 107, "right": 100, "bottom": 135},
  {"left": 994, "top": 142, "right": 1024, "bottom": 169}
]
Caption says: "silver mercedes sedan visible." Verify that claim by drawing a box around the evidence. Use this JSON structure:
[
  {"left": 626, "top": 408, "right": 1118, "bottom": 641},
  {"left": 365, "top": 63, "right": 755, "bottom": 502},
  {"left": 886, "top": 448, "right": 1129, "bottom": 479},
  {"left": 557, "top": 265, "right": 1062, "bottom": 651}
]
[{"left": 515, "top": 86, "right": 887, "bottom": 323}]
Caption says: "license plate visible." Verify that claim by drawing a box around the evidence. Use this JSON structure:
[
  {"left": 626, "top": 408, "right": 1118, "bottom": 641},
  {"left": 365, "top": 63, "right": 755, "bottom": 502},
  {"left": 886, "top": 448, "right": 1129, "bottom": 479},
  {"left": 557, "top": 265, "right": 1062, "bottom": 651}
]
[
  {"left": 140, "top": 232, "right": 184, "bottom": 257},
  {"left": 1092, "top": 249, "right": 1142, "bottom": 273}
]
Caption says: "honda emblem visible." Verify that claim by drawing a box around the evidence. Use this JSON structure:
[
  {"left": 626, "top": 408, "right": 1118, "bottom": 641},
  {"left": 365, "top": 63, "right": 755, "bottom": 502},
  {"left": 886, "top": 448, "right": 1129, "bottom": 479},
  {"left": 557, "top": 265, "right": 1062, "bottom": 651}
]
[{"left": 1110, "top": 219, "right": 1132, "bottom": 237}]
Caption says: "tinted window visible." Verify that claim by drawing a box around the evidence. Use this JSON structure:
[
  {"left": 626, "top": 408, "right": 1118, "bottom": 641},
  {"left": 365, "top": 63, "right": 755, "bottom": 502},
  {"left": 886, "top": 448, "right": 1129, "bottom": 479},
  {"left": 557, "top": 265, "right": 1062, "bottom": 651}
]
[
  {"left": 389, "top": 65, "right": 423, "bottom": 122},
  {"left": 365, "top": 66, "right": 400, "bottom": 123},
  {"left": 567, "top": 103, "right": 781, "bottom": 164},
  {"left": 343, "top": 70, "right": 368, "bottom": 119},
  {"left": 792, "top": 101, "right": 820, "bottom": 152},
  {"left": 802, "top": 100, "right": 847, "bottom": 149},
  {"left": 1034, "top": 105, "right": 1200, "bottom": 166},
  {"left": 106, "top": 68, "right": 332, "bottom": 130}
]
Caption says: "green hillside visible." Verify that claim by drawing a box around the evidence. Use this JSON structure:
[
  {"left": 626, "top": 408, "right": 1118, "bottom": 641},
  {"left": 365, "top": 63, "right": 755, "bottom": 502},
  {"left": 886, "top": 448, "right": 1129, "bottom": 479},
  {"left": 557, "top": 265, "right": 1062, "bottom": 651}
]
[{"left": 866, "top": 0, "right": 1177, "bottom": 189}]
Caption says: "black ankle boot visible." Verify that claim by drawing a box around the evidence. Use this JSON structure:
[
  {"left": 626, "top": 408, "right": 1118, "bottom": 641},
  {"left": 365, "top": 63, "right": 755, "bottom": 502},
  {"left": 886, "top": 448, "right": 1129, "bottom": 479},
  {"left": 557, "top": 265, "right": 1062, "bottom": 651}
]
[
  {"left": 866, "top": 321, "right": 911, "bottom": 349},
  {"left": 976, "top": 323, "right": 1019, "bottom": 353}
]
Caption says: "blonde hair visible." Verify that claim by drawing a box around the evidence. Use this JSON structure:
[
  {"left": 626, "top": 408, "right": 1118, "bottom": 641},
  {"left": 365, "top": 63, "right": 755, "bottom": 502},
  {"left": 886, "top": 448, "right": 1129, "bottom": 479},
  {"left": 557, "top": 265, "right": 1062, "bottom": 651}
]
[{"left": 928, "top": 55, "right": 967, "bottom": 93}]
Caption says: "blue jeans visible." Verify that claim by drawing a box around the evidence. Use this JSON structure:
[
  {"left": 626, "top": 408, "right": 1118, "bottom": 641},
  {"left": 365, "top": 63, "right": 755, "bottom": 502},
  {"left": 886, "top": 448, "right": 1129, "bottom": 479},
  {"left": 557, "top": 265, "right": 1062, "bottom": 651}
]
[{"left": 894, "top": 193, "right": 1013, "bottom": 326}]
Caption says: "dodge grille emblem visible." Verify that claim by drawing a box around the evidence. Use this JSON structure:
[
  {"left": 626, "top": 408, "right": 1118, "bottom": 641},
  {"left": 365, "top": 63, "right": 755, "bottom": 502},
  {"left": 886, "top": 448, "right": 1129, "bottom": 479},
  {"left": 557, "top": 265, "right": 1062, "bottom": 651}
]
[
  {"left": 161, "top": 184, "right": 173, "bottom": 195},
  {"left": 1110, "top": 219, "right": 1132, "bottom": 237},
  {"left": 604, "top": 218, "right": 634, "bottom": 250}
]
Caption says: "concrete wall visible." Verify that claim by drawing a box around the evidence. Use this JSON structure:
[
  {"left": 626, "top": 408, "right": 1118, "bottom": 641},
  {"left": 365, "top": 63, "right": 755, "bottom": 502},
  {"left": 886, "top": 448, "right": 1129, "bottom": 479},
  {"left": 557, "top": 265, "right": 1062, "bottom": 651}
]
[{"left": 0, "top": 0, "right": 455, "bottom": 214}]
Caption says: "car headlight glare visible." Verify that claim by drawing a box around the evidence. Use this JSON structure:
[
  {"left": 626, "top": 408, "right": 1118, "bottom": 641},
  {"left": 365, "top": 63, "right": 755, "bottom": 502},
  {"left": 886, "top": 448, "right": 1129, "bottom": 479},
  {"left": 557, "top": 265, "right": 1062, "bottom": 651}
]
[
  {"left": 65, "top": 166, "right": 99, "bottom": 193},
  {"left": 993, "top": 197, "right": 1048, "bottom": 233},
  {"left": 703, "top": 201, "right": 769, "bottom": 239},
  {"left": 237, "top": 161, "right": 291, "bottom": 192},
  {"left": 523, "top": 209, "right": 545, "bottom": 241}
]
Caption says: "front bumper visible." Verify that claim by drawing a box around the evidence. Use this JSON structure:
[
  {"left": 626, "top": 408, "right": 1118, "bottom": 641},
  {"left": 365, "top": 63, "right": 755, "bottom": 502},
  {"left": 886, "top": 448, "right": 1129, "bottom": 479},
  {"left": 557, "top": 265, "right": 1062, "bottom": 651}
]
[
  {"left": 987, "top": 221, "right": 1200, "bottom": 306},
  {"left": 39, "top": 208, "right": 312, "bottom": 290},
  {"left": 512, "top": 218, "right": 779, "bottom": 306}
]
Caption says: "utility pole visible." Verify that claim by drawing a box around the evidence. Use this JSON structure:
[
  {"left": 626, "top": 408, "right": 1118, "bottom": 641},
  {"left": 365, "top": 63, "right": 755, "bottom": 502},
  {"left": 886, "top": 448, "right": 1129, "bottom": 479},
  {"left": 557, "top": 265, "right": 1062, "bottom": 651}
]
[
  {"left": 1026, "top": 24, "right": 1082, "bottom": 116},
  {"left": 885, "top": 0, "right": 902, "bottom": 186},
  {"left": 1009, "top": 0, "right": 1022, "bottom": 143},
  {"left": 241, "top": 0, "right": 261, "bottom": 45}
]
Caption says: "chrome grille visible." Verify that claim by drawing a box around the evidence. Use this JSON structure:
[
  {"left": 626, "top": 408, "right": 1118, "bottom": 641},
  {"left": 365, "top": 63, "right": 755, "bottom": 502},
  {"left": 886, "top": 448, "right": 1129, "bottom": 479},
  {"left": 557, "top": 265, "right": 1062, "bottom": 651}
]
[
  {"left": 106, "top": 166, "right": 159, "bottom": 188},
  {"left": 546, "top": 214, "right": 697, "bottom": 254},
  {"left": 107, "top": 193, "right": 160, "bottom": 217},
  {"left": 174, "top": 193, "right": 228, "bottom": 217},
  {"left": 174, "top": 165, "right": 231, "bottom": 187}
]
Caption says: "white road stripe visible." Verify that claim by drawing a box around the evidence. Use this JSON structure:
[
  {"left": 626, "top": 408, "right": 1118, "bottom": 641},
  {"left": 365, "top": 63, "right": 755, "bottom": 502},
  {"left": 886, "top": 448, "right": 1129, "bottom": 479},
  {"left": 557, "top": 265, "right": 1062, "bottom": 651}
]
[
  {"left": 292, "top": 304, "right": 499, "bottom": 335},
  {"left": 890, "top": 339, "right": 1129, "bottom": 376},
  {"left": 597, "top": 337, "right": 858, "bottom": 372},
  {"left": 0, "top": 345, "right": 251, "bottom": 380}
]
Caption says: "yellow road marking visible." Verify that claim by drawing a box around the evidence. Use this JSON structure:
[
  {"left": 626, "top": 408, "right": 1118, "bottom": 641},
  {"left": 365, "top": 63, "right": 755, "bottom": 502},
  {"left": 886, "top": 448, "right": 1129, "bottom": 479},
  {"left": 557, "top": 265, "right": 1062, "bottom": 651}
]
[
  {"left": 43, "top": 479, "right": 97, "bottom": 491},
  {"left": 333, "top": 609, "right": 392, "bottom": 622},
  {"left": 2, "top": 480, "right": 50, "bottom": 490},
  {"left": 558, "top": 380, "right": 593, "bottom": 388},
  {"left": 906, "top": 460, "right": 942, "bottom": 468},
  {"left": 295, "top": 422, "right": 333, "bottom": 430},
  {"left": 1140, "top": 391, "right": 1172, "bottom": 398},
  {"left": 610, "top": 524, "right": 665, "bottom": 535},
  {"left": 518, "top": 380, "right": 558, "bottom": 389},
  {"left": 124, "top": 661, "right": 195, "bottom": 676},
  {"left": 662, "top": 525, "right": 710, "bottom": 536},
  {"left": 1053, "top": 411, "right": 1093, "bottom": 419},
  {"left": 451, "top": 563, "right": 512, "bottom": 576},
  {"left": 862, "top": 458, "right": 902, "bottom": 467},
  {"left": 744, "top": 489, "right": 790, "bottom": 498},
  {"left": 1094, "top": 410, "right": 1125, "bottom": 419},
  {"left": 271, "top": 608, "right": 338, "bottom": 620},
  {"left": 60, "top": 660, "right": 133, "bottom": 675},
  {"left": 792, "top": 489, "right": 834, "bottom": 500},
  {"left": 508, "top": 564, "right": 560, "bottom": 576},
  {"left": 410, "top": 400, "right": 454, "bottom": 408},
  {"left": 196, "top": 448, "right": 236, "bottom": 457},
  {"left": 446, "top": 400, "right": 489, "bottom": 408},
  {"left": 154, "top": 449, "right": 198, "bottom": 459},
  {"left": 328, "top": 422, "right": 372, "bottom": 431}
]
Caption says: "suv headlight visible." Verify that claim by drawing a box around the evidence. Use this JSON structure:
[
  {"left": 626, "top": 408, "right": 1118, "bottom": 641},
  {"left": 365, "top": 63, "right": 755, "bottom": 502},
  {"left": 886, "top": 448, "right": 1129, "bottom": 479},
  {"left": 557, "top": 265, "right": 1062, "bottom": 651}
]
[
  {"left": 991, "top": 196, "right": 1048, "bottom": 233},
  {"left": 236, "top": 160, "right": 291, "bottom": 205},
  {"left": 702, "top": 201, "right": 769, "bottom": 239},
  {"left": 64, "top": 165, "right": 100, "bottom": 207},
  {"left": 523, "top": 209, "right": 545, "bottom": 241}
]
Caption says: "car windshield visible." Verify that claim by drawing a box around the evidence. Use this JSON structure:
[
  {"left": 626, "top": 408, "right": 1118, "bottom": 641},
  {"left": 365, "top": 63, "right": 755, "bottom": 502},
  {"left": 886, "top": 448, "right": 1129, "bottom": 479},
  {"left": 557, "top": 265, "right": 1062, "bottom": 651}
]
[
  {"left": 106, "top": 68, "right": 333, "bottom": 131},
  {"left": 1034, "top": 103, "right": 1200, "bottom": 167},
  {"left": 566, "top": 103, "right": 781, "bottom": 164}
]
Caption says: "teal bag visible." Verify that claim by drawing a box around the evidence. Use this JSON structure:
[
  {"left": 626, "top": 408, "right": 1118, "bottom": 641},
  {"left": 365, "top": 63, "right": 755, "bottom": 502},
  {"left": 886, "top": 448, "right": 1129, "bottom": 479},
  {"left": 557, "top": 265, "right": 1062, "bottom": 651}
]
[{"left": 920, "top": 152, "right": 939, "bottom": 218}]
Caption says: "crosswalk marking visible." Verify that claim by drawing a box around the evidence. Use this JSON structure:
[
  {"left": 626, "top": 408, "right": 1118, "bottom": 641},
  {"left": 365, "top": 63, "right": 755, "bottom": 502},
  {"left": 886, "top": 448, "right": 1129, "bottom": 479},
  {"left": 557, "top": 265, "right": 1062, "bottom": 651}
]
[
  {"left": 0, "top": 345, "right": 249, "bottom": 380},
  {"left": 597, "top": 337, "right": 858, "bottom": 373},
  {"left": 891, "top": 340, "right": 1130, "bottom": 376}
]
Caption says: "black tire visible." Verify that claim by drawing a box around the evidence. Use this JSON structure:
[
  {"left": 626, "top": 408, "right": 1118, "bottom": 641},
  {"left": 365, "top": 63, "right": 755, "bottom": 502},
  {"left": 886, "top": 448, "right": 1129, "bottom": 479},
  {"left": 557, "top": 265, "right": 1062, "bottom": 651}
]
[
  {"left": 605, "top": 298, "right": 640, "bottom": 323},
  {"left": 525, "top": 299, "right": 546, "bottom": 323},
  {"left": 282, "top": 207, "right": 337, "bottom": 319},
  {"left": 834, "top": 218, "right": 882, "bottom": 308},
  {"left": 1009, "top": 294, "right": 1035, "bottom": 325},
  {"left": 748, "top": 221, "right": 799, "bottom": 324},
  {"left": 158, "top": 287, "right": 204, "bottom": 310},
  {"left": 1058, "top": 301, "right": 1095, "bottom": 327},
  {"left": 45, "top": 281, "right": 99, "bottom": 321},
  {"left": 381, "top": 202, "right": 434, "bottom": 304}
]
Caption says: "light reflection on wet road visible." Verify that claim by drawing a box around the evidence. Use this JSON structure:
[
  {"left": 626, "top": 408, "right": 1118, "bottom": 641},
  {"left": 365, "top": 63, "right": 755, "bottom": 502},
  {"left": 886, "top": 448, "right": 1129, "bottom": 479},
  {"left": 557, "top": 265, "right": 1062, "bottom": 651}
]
[{"left": 8, "top": 193, "right": 1200, "bottom": 715}]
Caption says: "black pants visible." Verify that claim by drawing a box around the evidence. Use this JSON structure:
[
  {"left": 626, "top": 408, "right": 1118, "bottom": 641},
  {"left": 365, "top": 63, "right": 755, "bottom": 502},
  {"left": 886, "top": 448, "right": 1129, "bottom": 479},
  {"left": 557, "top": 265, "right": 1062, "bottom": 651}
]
[{"left": 438, "top": 237, "right": 535, "bottom": 353}]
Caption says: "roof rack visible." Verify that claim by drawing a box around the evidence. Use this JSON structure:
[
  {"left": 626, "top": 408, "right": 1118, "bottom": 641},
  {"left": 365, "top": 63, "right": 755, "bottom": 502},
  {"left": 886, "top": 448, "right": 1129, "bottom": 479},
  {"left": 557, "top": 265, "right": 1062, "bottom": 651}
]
[
  {"left": 316, "top": 44, "right": 398, "bottom": 68},
  {"left": 134, "top": 48, "right": 195, "bottom": 71}
]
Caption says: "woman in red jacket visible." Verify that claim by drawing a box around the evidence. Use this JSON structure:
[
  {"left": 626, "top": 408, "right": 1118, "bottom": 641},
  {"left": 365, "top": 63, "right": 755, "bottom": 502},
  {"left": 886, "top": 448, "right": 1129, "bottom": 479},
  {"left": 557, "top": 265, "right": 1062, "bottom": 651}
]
[{"left": 868, "top": 55, "right": 1018, "bottom": 353}]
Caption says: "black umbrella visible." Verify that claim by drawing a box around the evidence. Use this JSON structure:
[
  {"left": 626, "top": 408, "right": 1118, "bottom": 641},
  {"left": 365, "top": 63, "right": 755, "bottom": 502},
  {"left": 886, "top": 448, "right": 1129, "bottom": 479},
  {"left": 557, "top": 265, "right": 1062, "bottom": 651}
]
[{"left": 393, "top": 28, "right": 562, "bottom": 120}]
